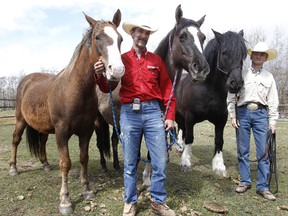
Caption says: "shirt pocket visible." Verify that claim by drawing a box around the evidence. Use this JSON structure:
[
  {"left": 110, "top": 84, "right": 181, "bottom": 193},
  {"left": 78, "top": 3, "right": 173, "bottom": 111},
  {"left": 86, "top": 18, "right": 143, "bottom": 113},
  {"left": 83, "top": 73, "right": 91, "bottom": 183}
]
[
  {"left": 258, "top": 80, "right": 271, "bottom": 98},
  {"left": 146, "top": 66, "right": 159, "bottom": 84}
]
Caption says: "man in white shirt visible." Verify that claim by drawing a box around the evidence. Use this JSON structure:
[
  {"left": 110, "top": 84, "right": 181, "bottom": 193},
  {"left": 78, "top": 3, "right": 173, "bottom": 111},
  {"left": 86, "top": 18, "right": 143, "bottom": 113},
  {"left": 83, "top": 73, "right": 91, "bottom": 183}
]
[{"left": 227, "top": 42, "right": 279, "bottom": 201}]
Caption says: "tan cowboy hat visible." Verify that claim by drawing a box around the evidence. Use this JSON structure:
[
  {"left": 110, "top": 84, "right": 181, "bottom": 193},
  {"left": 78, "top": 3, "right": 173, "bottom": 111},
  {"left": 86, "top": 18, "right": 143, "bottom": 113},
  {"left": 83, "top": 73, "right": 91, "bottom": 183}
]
[
  {"left": 122, "top": 21, "right": 158, "bottom": 35},
  {"left": 247, "top": 42, "right": 277, "bottom": 61}
]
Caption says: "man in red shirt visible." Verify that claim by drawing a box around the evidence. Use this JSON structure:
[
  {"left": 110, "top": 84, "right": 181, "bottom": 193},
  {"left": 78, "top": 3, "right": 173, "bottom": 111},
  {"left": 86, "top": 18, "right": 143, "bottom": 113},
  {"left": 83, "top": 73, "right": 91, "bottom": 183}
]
[{"left": 94, "top": 21, "right": 176, "bottom": 216}]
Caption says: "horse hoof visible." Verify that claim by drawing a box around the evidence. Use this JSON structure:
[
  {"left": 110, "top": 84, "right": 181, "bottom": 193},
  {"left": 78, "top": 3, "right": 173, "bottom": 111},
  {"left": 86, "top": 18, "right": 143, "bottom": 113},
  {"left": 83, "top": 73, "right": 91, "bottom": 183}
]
[
  {"left": 59, "top": 204, "right": 73, "bottom": 215},
  {"left": 102, "top": 167, "right": 109, "bottom": 173},
  {"left": 9, "top": 169, "right": 18, "bottom": 176},
  {"left": 214, "top": 169, "right": 228, "bottom": 178},
  {"left": 181, "top": 165, "right": 192, "bottom": 172},
  {"left": 114, "top": 169, "right": 122, "bottom": 177},
  {"left": 43, "top": 165, "right": 52, "bottom": 172},
  {"left": 83, "top": 191, "right": 95, "bottom": 201}
]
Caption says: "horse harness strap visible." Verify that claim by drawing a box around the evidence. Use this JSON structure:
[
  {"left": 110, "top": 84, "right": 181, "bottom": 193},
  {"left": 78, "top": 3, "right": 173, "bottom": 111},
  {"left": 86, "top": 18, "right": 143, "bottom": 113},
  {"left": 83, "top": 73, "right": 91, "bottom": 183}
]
[{"left": 217, "top": 52, "right": 242, "bottom": 74}]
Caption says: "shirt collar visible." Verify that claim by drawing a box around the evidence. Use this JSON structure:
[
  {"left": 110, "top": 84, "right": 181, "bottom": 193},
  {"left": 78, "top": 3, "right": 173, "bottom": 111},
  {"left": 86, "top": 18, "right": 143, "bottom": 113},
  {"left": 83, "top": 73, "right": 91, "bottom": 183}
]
[
  {"left": 250, "top": 66, "right": 263, "bottom": 74},
  {"left": 130, "top": 47, "right": 148, "bottom": 57}
]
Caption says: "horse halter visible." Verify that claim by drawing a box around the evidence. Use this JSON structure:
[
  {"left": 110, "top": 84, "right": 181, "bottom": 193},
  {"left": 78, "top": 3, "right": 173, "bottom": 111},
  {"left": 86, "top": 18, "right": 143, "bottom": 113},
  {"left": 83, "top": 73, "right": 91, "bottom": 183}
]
[{"left": 217, "top": 51, "right": 242, "bottom": 75}]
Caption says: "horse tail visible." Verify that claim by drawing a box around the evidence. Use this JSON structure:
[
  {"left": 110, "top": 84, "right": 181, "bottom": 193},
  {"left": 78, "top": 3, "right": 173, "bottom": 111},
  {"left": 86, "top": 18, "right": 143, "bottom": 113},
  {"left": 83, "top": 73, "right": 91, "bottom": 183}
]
[
  {"left": 26, "top": 125, "right": 42, "bottom": 159},
  {"left": 102, "top": 121, "right": 111, "bottom": 158},
  {"left": 95, "top": 116, "right": 111, "bottom": 158}
]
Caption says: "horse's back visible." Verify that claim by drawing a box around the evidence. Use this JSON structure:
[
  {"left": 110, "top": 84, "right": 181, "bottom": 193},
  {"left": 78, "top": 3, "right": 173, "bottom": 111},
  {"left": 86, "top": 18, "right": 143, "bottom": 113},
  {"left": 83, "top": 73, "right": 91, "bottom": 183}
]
[
  {"left": 15, "top": 72, "right": 56, "bottom": 133},
  {"left": 17, "top": 72, "right": 55, "bottom": 97}
]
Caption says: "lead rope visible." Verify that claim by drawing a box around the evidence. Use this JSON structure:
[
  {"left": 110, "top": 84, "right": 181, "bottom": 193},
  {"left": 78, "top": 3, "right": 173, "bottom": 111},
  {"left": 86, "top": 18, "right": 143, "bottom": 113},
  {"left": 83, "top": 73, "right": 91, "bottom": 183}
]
[
  {"left": 108, "top": 84, "right": 122, "bottom": 145},
  {"left": 268, "top": 130, "right": 278, "bottom": 194},
  {"left": 164, "top": 34, "right": 183, "bottom": 162}
]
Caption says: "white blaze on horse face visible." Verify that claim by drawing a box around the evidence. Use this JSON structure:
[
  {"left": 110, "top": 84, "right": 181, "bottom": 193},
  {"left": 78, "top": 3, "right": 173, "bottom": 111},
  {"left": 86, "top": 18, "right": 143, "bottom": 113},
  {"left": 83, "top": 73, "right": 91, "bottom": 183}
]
[
  {"left": 104, "top": 26, "right": 125, "bottom": 81},
  {"left": 188, "top": 27, "right": 203, "bottom": 53}
]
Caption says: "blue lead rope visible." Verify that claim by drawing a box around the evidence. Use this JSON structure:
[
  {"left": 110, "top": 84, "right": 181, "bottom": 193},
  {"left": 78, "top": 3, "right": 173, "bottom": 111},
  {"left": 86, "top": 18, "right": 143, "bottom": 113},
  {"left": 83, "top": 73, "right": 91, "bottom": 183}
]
[
  {"left": 109, "top": 83, "right": 122, "bottom": 144},
  {"left": 163, "top": 66, "right": 183, "bottom": 162}
]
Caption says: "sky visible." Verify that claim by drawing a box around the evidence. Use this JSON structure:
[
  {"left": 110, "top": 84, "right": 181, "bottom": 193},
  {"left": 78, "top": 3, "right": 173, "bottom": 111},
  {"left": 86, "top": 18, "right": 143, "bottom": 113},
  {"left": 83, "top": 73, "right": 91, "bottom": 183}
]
[{"left": 0, "top": 0, "right": 287, "bottom": 77}]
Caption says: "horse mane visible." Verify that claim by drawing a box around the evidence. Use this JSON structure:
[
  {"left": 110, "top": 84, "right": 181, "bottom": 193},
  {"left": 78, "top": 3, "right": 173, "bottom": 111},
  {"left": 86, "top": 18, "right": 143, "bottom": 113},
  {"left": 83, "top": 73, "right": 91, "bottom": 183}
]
[
  {"left": 59, "top": 27, "right": 93, "bottom": 77},
  {"left": 154, "top": 30, "right": 172, "bottom": 60},
  {"left": 204, "top": 31, "right": 247, "bottom": 67}
]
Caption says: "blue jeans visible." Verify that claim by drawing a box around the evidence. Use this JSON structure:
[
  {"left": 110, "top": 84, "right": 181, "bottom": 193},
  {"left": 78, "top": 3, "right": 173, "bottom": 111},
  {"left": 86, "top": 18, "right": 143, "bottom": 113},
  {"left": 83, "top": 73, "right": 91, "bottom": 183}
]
[
  {"left": 120, "top": 100, "right": 167, "bottom": 204},
  {"left": 236, "top": 106, "right": 270, "bottom": 191}
]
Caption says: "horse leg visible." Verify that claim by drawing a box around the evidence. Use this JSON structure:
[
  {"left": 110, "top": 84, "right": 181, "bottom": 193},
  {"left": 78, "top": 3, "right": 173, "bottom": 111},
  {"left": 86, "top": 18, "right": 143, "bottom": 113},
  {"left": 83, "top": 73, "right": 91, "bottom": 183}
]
[
  {"left": 212, "top": 122, "right": 227, "bottom": 177},
  {"left": 180, "top": 123, "right": 194, "bottom": 172},
  {"left": 134, "top": 132, "right": 152, "bottom": 189},
  {"left": 79, "top": 135, "right": 95, "bottom": 201},
  {"left": 176, "top": 129, "right": 184, "bottom": 156},
  {"left": 56, "top": 131, "right": 73, "bottom": 215},
  {"left": 9, "top": 119, "right": 27, "bottom": 176},
  {"left": 142, "top": 151, "right": 151, "bottom": 189},
  {"left": 39, "top": 134, "right": 52, "bottom": 171},
  {"left": 111, "top": 127, "right": 121, "bottom": 175},
  {"left": 95, "top": 119, "right": 110, "bottom": 172}
]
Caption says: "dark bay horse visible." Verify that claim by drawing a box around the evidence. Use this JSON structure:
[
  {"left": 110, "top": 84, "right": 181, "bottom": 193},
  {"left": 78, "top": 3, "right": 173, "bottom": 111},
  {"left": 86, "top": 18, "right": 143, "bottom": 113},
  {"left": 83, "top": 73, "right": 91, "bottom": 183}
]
[
  {"left": 176, "top": 29, "right": 247, "bottom": 177},
  {"left": 141, "top": 4, "right": 210, "bottom": 187},
  {"left": 9, "top": 10, "right": 124, "bottom": 215}
]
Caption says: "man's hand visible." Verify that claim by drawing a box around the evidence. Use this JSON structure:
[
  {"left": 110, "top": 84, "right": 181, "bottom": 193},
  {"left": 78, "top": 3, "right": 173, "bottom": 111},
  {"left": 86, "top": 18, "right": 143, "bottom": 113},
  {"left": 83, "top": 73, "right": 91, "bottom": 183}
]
[
  {"left": 94, "top": 59, "right": 105, "bottom": 79},
  {"left": 164, "top": 119, "right": 174, "bottom": 131},
  {"left": 269, "top": 124, "right": 276, "bottom": 134},
  {"left": 231, "top": 117, "right": 240, "bottom": 129}
]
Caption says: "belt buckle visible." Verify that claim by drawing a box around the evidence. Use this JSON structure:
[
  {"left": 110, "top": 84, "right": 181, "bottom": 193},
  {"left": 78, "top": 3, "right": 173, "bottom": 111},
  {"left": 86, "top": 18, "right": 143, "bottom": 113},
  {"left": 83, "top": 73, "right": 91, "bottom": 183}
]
[{"left": 247, "top": 103, "right": 258, "bottom": 110}]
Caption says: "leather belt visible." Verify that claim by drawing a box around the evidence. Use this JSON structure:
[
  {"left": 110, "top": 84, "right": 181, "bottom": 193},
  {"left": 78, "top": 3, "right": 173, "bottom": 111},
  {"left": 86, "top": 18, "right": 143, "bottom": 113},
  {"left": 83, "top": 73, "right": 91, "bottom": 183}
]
[{"left": 246, "top": 102, "right": 265, "bottom": 110}]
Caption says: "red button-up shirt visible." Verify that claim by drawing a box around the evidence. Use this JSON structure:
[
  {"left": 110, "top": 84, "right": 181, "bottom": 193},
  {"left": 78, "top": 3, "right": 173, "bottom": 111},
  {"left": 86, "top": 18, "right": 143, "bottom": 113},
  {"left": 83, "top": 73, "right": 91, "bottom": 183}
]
[{"left": 96, "top": 48, "right": 176, "bottom": 120}]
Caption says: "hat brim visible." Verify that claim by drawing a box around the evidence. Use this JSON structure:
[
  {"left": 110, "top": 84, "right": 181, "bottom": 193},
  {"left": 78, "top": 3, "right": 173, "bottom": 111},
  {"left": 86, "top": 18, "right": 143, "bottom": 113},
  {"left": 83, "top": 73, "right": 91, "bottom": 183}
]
[
  {"left": 122, "top": 22, "right": 157, "bottom": 35},
  {"left": 248, "top": 48, "right": 277, "bottom": 61}
]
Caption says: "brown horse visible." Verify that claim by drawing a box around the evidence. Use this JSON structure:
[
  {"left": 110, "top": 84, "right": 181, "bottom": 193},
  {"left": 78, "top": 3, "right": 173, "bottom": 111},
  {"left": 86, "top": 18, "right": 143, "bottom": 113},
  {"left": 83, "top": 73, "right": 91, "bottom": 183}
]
[{"left": 9, "top": 10, "right": 124, "bottom": 215}]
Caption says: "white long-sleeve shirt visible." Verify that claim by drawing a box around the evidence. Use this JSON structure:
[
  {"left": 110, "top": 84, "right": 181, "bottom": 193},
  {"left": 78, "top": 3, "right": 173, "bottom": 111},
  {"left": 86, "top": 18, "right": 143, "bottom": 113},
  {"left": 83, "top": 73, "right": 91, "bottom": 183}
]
[{"left": 227, "top": 67, "right": 279, "bottom": 125}]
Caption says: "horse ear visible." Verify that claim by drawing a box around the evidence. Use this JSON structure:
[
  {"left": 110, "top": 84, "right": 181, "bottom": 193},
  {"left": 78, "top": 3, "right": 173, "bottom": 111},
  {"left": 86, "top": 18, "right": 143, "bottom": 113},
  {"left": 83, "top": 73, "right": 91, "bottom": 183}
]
[
  {"left": 175, "top": 4, "right": 183, "bottom": 24},
  {"left": 212, "top": 29, "right": 224, "bottom": 44},
  {"left": 83, "top": 12, "right": 97, "bottom": 27},
  {"left": 112, "top": 9, "right": 121, "bottom": 28},
  {"left": 197, "top": 15, "right": 206, "bottom": 27},
  {"left": 239, "top": 30, "right": 244, "bottom": 37}
]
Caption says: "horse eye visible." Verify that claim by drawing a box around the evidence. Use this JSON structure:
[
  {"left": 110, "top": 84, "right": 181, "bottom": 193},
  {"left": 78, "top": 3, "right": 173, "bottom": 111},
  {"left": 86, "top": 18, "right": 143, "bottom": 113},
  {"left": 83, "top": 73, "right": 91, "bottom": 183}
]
[
  {"left": 222, "top": 51, "right": 228, "bottom": 57},
  {"left": 179, "top": 33, "right": 187, "bottom": 42},
  {"left": 95, "top": 35, "right": 100, "bottom": 40}
]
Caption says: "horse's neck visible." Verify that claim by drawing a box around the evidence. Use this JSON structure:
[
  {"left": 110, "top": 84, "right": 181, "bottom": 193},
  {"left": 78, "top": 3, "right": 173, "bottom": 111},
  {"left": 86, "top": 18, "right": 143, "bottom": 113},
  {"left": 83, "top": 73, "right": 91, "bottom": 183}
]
[
  {"left": 59, "top": 48, "right": 96, "bottom": 90},
  {"left": 205, "top": 64, "right": 227, "bottom": 91}
]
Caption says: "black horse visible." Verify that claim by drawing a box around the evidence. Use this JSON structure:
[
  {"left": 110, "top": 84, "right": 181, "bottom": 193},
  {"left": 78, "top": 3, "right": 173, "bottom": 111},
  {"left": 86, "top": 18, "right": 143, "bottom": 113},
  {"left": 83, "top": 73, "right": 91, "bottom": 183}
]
[{"left": 176, "top": 29, "right": 247, "bottom": 176}]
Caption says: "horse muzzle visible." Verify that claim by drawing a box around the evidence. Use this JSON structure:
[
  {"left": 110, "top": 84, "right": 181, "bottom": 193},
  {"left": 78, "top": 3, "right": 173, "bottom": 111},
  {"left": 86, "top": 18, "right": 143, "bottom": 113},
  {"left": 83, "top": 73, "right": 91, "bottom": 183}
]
[
  {"left": 106, "top": 65, "right": 125, "bottom": 82},
  {"left": 190, "top": 67, "right": 210, "bottom": 82}
]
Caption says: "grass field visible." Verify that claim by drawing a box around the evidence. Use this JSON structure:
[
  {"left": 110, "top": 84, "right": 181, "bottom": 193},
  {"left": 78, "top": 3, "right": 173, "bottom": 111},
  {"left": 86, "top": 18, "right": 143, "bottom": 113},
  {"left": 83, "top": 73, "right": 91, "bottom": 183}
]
[{"left": 0, "top": 110, "right": 287, "bottom": 216}]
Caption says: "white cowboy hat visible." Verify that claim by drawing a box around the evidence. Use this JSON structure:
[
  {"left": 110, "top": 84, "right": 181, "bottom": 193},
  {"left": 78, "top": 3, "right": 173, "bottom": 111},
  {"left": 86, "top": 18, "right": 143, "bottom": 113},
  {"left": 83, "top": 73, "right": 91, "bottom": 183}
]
[
  {"left": 247, "top": 42, "right": 277, "bottom": 61},
  {"left": 122, "top": 21, "right": 158, "bottom": 35}
]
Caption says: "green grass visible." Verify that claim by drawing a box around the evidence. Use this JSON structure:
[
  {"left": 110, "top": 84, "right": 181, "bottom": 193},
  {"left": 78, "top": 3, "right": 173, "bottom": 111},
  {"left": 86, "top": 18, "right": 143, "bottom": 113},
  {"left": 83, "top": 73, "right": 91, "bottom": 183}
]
[{"left": 0, "top": 115, "right": 288, "bottom": 215}]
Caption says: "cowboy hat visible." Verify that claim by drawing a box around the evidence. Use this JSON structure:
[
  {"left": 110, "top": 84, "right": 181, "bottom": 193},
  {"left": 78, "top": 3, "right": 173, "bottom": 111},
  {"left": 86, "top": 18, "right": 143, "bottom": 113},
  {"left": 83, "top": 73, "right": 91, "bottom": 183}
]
[
  {"left": 122, "top": 21, "right": 158, "bottom": 35},
  {"left": 248, "top": 42, "right": 277, "bottom": 61}
]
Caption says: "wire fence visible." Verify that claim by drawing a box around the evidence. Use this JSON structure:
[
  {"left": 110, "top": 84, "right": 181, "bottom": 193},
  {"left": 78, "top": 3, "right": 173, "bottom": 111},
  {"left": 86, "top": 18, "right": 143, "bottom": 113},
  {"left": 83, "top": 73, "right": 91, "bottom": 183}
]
[{"left": 1, "top": 99, "right": 288, "bottom": 119}]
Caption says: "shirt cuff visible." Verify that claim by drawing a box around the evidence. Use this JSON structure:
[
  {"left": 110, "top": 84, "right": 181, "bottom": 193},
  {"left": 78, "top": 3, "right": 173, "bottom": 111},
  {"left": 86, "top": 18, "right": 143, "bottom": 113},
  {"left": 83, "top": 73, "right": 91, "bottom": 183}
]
[{"left": 269, "top": 119, "right": 277, "bottom": 126}]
